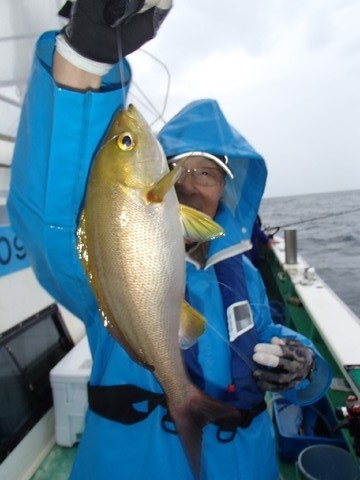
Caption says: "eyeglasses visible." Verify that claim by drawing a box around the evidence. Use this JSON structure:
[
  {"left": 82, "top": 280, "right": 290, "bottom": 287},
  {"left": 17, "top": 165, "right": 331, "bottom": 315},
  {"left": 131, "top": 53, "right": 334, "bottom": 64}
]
[{"left": 171, "top": 164, "right": 225, "bottom": 187}]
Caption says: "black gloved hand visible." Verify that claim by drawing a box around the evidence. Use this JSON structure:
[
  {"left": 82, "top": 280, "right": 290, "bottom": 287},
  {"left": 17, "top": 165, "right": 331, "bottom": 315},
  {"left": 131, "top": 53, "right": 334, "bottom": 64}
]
[
  {"left": 252, "top": 337, "right": 315, "bottom": 392},
  {"left": 60, "top": 0, "right": 172, "bottom": 64}
]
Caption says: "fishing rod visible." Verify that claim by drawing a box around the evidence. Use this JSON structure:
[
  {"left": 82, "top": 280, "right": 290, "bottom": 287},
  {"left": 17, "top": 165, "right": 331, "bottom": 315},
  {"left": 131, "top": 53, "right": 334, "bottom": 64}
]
[
  {"left": 264, "top": 206, "right": 360, "bottom": 236},
  {"left": 264, "top": 207, "right": 360, "bottom": 237}
]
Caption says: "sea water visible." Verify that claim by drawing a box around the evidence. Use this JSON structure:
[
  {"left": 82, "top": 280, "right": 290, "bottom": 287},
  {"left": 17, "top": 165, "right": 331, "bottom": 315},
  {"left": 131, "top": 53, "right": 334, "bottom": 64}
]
[{"left": 259, "top": 189, "right": 360, "bottom": 318}]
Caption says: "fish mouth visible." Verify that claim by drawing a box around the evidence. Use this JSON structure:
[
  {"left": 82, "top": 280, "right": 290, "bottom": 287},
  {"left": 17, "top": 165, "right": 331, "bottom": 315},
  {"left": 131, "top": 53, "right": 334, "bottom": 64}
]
[
  {"left": 127, "top": 104, "right": 141, "bottom": 121},
  {"left": 125, "top": 104, "right": 149, "bottom": 131}
]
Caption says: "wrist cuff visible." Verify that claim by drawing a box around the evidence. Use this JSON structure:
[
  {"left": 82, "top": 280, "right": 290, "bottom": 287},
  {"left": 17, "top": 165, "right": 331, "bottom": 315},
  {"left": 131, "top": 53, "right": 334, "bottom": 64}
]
[{"left": 55, "top": 34, "right": 113, "bottom": 77}]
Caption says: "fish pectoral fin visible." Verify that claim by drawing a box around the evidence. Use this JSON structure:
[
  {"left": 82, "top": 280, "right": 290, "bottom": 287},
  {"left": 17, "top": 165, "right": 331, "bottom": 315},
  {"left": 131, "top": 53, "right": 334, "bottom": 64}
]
[
  {"left": 146, "top": 158, "right": 186, "bottom": 203},
  {"left": 179, "top": 300, "right": 206, "bottom": 349},
  {"left": 179, "top": 204, "right": 225, "bottom": 242}
]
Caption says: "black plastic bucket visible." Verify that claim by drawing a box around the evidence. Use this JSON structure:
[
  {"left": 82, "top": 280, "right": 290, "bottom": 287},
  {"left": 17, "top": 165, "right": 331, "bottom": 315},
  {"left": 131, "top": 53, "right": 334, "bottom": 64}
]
[{"left": 297, "top": 444, "right": 359, "bottom": 480}]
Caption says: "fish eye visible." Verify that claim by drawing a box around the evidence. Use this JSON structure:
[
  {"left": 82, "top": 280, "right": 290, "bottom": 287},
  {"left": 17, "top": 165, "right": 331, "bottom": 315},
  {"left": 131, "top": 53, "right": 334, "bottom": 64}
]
[{"left": 117, "top": 132, "right": 135, "bottom": 151}]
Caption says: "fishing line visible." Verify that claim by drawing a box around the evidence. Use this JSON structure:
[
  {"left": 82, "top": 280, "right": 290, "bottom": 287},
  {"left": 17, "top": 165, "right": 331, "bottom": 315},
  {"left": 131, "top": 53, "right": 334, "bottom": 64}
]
[
  {"left": 130, "top": 80, "right": 166, "bottom": 125},
  {"left": 211, "top": 101, "right": 227, "bottom": 152},
  {"left": 115, "top": 26, "right": 128, "bottom": 108},
  {"left": 114, "top": 16, "right": 171, "bottom": 125},
  {"left": 112, "top": 12, "right": 261, "bottom": 377},
  {"left": 114, "top": 23, "right": 156, "bottom": 115},
  {"left": 182, "top": 103, "right": 258, "bottom": 373},
  {"left": 199, "top": 273, "right": 268, "bottom": 373},
  {"left": 202, "top": 316, "right": 255, "bottom": 373},
  {"left": 127, "top": 49, "right": 171, "bottom": 127},
  {"left": 203, "top": 301, "right": 275, "bottom": 374},
  {"left": 268, "top": 207, "right": 360, "bottom": 231},
  {"left": 208, "top": 102, "right": 239, "bottom": 216},
  {"left": 139, "top": 49, "right": 171, "bottom": 125},
  {"left": 127, "top": 88, "right": 161, "bottom": 118}
]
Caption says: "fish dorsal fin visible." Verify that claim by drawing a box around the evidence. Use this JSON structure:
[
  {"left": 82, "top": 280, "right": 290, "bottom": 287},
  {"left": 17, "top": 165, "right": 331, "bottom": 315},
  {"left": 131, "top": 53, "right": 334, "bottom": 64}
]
[
  {"left": 179, "top": 300, "right": 206, "bottom": 350},
  {"left": 146, "top": 158, "right": 186, "bottom": 203},
  {"left": 179, "top": 204, "right": 225, "bottom": 242}
]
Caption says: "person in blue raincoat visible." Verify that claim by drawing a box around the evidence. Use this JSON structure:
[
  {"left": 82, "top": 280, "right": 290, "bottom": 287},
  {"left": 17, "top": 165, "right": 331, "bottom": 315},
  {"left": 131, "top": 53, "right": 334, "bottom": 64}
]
[
  {"left": 246, "top": 215, "right": 276, "bottom": 268},
  {"left": 7, "top": 2, "right": 332, "bottom": 479}
]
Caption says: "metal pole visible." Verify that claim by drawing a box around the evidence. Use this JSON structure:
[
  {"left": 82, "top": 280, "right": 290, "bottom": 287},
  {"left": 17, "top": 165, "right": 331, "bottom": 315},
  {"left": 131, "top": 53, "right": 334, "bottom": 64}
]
[{"left": 284, "top": 229, "right": 297, "bottom": 264}]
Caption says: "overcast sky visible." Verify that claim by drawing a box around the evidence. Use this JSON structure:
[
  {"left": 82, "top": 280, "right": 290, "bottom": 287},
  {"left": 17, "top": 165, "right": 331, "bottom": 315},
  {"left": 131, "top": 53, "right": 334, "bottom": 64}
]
[
  {"left": 127, "top": 0, "right": 360, "bottom": 198},
  {"left": 1, "top": 0, "right": 360, "bottom": 198}
]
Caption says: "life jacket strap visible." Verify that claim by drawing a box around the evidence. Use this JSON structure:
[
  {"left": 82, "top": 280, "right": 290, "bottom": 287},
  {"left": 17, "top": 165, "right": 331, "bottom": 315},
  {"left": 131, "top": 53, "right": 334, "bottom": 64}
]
[
  {"left": 88, "top": 383, "right": 267, "bottom": 440},
  {"left": 216, "top": 400, "right": 267, "bottom": 443},
  {"left": 87, "top": 383, "right": 166, "bottom": 425}
]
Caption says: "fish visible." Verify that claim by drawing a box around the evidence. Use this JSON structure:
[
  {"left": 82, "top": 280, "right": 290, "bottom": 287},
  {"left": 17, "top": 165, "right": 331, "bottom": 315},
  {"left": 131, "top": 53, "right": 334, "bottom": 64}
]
[{"left": 77, "top": 104, "right": 241, "bottom": 478}]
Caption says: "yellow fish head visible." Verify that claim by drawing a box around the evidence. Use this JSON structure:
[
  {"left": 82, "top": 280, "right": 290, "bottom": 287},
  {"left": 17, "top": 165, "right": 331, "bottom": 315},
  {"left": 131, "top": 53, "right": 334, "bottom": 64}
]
[{"left": 92, "top": 104, "right": 167, "bottom": 188}]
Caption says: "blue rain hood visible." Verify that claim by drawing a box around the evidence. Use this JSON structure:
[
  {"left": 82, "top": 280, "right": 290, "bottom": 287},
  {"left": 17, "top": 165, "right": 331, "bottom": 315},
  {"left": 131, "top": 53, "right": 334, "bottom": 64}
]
[{"left": 158, "top": 99, "right": 268, "bottom": 250}]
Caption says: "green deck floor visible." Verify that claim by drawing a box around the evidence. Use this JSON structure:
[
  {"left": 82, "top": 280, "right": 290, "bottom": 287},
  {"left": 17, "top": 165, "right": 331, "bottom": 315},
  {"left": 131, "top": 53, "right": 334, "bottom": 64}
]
[{"left": 31, "top": 445, "right": 77, "bottom": 480}]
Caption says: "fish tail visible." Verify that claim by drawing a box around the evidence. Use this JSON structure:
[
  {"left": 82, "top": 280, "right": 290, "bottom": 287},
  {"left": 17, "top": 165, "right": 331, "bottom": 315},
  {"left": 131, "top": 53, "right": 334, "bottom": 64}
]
[{"left": 168, "top": 387, "right": 241, "bottom": 479}]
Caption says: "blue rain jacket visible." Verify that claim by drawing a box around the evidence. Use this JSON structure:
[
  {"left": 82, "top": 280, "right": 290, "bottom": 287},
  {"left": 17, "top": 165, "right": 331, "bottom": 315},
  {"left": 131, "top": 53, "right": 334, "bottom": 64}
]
[
  {"left": 7, "top": 32, "right": 331, "bottom": 480},
  {"left": 158, "top": 99, "right": 331, "bottom": 406}
]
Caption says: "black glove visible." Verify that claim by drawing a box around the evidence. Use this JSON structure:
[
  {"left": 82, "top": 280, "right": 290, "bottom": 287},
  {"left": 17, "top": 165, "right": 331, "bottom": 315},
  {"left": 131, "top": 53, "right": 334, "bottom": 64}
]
[
  {"left": 252, "top": 337, "right": 315, "bottom": 392},
  {"left": 60, "top": 0, "right": 172, "bottom": 63}
]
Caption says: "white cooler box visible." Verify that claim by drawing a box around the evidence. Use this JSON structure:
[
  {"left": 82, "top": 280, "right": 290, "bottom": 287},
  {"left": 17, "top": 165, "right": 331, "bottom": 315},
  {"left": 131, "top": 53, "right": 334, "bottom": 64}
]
[{"left": 50, "top": 336, "right": 92, "bottom": 446}]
